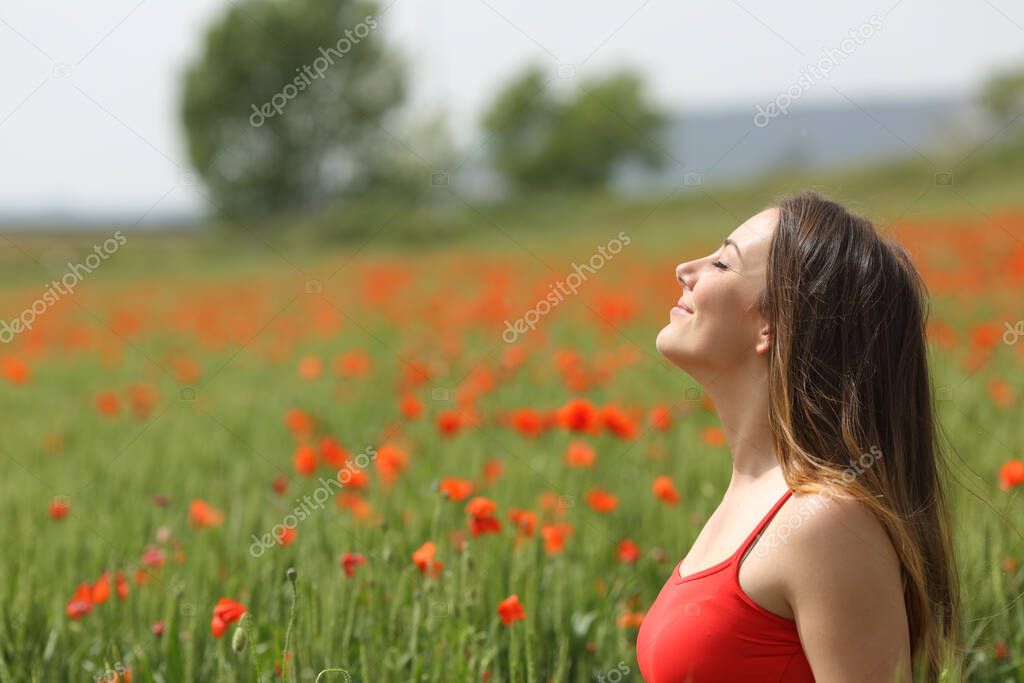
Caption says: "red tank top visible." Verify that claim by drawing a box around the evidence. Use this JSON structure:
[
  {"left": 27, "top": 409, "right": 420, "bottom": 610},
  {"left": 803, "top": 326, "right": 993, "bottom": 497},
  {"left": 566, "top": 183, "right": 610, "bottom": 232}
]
[{"left": 636, "top": 488, "right": 815, "bottom": 682}]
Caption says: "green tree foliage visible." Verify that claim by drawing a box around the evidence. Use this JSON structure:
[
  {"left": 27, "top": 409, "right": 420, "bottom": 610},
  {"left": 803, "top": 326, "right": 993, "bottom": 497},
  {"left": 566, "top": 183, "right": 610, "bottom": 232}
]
[
  {"left": 481, "top": 65, "right": 667, "bottom": 193},
  {"left": 980, "top": 63, "right": 1024, "bottom": 128},
  {"left": 181, "top": 0, "right": 405, "bottom": 219}
]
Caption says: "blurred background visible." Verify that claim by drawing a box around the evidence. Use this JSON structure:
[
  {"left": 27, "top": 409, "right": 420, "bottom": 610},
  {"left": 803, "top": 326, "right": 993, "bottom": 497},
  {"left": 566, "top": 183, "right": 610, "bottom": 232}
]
[
  {"left": 0, "top": 0, "right": 1022, "bottom": 245},
  {"left": 2, "top": 2, "right": 1024, "bottom": 681}
]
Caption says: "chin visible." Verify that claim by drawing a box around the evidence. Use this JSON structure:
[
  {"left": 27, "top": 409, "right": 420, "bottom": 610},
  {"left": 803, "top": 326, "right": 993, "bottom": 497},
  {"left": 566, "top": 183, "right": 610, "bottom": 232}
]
[{"left": 656, "top": 325, "right": 690, "bottom": 368}]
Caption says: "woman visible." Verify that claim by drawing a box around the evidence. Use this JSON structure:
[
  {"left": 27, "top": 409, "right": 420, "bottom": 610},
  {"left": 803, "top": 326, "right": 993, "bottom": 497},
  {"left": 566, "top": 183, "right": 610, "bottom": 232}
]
[{"left": 636, "top": 191, "right": 961, "bottom": 682}]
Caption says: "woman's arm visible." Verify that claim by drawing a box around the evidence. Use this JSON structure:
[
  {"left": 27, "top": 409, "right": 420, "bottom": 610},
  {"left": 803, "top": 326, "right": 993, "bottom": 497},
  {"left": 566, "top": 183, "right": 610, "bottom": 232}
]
[{"left": 782, "top": 493, "right": 912, "bottom": 683}]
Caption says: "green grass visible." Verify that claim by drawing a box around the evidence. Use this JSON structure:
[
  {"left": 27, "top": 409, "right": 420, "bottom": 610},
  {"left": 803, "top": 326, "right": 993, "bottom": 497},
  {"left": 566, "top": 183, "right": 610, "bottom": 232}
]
[{"left": 1, "top": 144, "right": 1023, "bottom": 681}]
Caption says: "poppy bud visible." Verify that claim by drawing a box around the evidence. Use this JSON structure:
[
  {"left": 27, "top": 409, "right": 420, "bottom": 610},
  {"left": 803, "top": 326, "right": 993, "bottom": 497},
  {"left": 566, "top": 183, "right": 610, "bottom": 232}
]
[
  {"left": 231, "top": 625, "right": 247, "bottom": 653},
  {"left": 286, "top": 567, "right": 297, "bottom": 585}
]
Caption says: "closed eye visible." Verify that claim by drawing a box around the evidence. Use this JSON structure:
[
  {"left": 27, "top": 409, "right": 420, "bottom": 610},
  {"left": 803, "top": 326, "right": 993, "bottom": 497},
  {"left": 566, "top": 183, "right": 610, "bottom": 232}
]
[{"left": 712, "top": 260, "right": 729, "bottom": 270}]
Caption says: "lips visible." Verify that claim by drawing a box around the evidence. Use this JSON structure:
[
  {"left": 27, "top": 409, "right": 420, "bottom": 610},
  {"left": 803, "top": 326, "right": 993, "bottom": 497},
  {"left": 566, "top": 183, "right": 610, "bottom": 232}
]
[{"left": 674, "top": 298, "right": 694, "bottom": 314}]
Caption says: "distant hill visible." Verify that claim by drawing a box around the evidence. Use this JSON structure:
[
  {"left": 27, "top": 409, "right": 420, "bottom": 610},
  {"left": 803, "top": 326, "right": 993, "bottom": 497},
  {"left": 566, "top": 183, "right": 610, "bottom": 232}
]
[{"left": 615, "top": 94, "right": 984, "bottom": 192}]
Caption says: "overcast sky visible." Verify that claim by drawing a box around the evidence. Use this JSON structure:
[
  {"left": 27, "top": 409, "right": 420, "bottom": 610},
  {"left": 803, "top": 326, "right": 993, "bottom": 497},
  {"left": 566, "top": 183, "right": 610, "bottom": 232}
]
[{"left": 1, "top": 0, "right": 1021, "bottom": 219}]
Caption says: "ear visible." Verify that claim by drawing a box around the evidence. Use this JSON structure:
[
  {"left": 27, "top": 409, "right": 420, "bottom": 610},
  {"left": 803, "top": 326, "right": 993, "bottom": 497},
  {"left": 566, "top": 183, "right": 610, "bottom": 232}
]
[{"left": 755, "top": 322, "right": 772, "bottom": 355}]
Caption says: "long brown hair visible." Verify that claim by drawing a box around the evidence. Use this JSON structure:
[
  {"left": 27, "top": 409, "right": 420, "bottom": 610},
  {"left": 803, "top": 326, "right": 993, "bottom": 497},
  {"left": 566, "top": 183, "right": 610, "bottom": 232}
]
[{"left": 760, "top": 190, "right": 962, "bottom": 680}]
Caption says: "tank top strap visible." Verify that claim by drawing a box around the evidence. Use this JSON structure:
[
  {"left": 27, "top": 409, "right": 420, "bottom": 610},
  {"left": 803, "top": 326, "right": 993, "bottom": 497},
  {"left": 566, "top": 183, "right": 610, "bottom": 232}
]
[{"left": 733, "top": 488, "right": 793, "bottom": 560}]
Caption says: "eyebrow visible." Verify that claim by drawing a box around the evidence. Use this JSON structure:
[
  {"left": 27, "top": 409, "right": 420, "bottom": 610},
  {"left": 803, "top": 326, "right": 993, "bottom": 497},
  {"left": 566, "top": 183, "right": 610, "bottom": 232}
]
[{"left": 723, "top": 238, "right": 742, "bottom": 259}]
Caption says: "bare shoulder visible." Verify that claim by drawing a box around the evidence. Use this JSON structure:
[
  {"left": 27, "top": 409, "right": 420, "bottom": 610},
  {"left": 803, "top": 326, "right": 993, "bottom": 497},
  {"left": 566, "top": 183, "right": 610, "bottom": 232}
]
[
  {"left": 781, "top": 489, "right": 901, "bottom": 579},
  {"left": 774, "top": 491, "right": 913, "bottom": 683},
  {"left": 778, "top": 489, "right": 911, "bottom": 681}
]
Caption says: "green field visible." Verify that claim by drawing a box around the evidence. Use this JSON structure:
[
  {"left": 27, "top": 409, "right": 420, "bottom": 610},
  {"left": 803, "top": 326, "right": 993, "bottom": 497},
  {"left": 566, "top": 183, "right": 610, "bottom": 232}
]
[{"left": 1, "top": 146, "right": 1023, "bottom": 682}]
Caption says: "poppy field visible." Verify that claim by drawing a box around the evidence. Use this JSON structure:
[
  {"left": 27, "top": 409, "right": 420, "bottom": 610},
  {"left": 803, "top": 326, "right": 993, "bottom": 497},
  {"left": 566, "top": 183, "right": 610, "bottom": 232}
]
[{"left": 1, "top": 207, "right": 1023, "bottom": 682}]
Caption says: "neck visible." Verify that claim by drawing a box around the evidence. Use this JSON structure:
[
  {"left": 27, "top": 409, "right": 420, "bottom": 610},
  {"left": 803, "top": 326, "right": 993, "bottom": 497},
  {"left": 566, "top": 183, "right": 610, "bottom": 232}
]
[{"left": 698, "top": 355, "right": 785, "bottom": 496}]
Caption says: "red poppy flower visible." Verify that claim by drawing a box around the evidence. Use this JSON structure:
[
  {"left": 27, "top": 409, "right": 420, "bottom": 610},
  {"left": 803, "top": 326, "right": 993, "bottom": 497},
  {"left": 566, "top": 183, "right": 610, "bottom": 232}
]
[
  {"left": 538, "top": 492, "right": 567, "bottom": 518},
  {"left": 66, "top": 583, "right": 93, "bottom": 619},
  {"left": 95, "top": 391, "right": 120, "bottom": 417},
  {"left": 173, "top": 357, "right": 202, "bottom": 384},
  {"left": 482, "top": 458, "right": 504, "bottom": 484},
  {"left": 336, "top": 492, "right": 374, "bottom": 520},
  {"left": 466, "top": 497, "right": 502, "bottom": 536},
  {"left": 401, "top": 361, "right": 432, "bottom": 388},
  {"left": 127, "top": 382, "right": 160, "bottom": 419},
  {"left": 49, "top": 498, "right": 70, "bottom": 520},
  {"left": 617, "top": 611, "right": 645, "bottom": 629},
  {"left": 375, "top": 443, "right": 408, "bottom": 485},
  {"left": 412, "top": 541, "right": 443, "bottom": 578},
  {"left": 298, "top": 354, "right": 323, "bottom": 380},
  {"left": 319, "top": 437, "right": 350, "bottom": 468},
  {"left": 436, "top": 410, "right": 462, "bottom": 436},
  {"left": 701, "top": 426, "right": 726, "bottom": 447},
  {"left": 652, "top": 475, "right": 680, "bottom": 505},
  {"left": 618, "top": 539, "right": 640, "bottom": 563},
  {"left": 970, "top": 323, "right": 1000, "bottom": 351},
  {"left": 988, "top": 379, "right": 1014, "bottom": 408},
  {"left": 276, "top": 525, "right": 297, "bottom": 546},
  {"left": 91, "top": 573, "right": 111, "bottom": 605},
  {"left": 115, "top": 572, "right": 129, "bottom": 600},
  {"left": 556, "top": 398, "right": 599, "bottom": 433},
  {"left": 439, "top": 477, "right": 474, "bottom": 502},
  {"left": 272, "top": 474, "right": 289, "bottom": 495},
  {"left": 999, "top": 459, "right": 1024, "bottom": 491},
  {"left": 649, "top": 404, "right": 673, "bottom": 431},
  {"left": 586, "top": 488, "right": 618, "bottom": 513},
  {"left": 2, "top": 356, "right": 30, "bottom": 385},
  {"left": 399, "top": 393, "right": 422, "bottom": 419},
  {"left": 211, "top": 598, "right": 246, "bottom": 638},
  {"left": 469, "top": 515, "right": 502, "bottom": 536},
  {"left": 565, "top": 440, "right": 596, "bottom": 468},
  {"left": 284, "top": 408, "right": 314, "bottom": 438},
  {"left": 507, "top": 508, "right": 537, "bottom": 536},
  {"left": 510, "top": 408, "right": 546, "bottom": 437},
  {"left": 338, "top": 466, "right": 369, "bottom": 490},
  {"left": 497, "top": 594, "right": 525, "bottom": 626},
  {"left": 293, "top": 445, "right": 317, "bottom": 476},
  {"left": 599, "top": 403, "right": 638, "bottom": 439},
  {"left": 340, "top": 552, "right": 366, "bottom": 577},
  {"left": 465, "top": 496, "right": 497, "bottom": 518},
  {"left": 188, "top": 499, "right": 224, "bottom": 529},
  {"left": 540, "top": 523, "right": 573, "bottom": 555},
  {"left": 501, "top": 346, "right": 526, "bottom": 370}
]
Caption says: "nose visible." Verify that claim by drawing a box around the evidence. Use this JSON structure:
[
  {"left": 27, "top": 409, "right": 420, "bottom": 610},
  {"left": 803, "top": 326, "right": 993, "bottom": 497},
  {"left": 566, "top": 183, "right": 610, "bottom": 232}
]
[{"left": 676, "top": 261, "right": 695, "bottom": 290}]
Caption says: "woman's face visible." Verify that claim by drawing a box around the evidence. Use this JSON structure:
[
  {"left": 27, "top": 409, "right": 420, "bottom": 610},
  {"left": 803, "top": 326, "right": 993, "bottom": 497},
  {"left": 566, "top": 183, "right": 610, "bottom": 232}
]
[{"left": 655, "top": 208, "right": 778, "bottom": 375}]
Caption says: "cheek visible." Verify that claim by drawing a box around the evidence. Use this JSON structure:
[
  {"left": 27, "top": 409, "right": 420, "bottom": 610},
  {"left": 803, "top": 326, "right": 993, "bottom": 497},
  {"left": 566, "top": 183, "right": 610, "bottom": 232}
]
[{"left": 697, "top": 279, "right": 750, "bottom": 322}]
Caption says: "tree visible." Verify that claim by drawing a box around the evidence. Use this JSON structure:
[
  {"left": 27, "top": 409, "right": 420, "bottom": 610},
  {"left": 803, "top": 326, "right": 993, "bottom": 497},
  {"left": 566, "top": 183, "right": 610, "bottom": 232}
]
[
  {"left": 181, "top": 0, "right": 405, "bottom": 219},
  {"left": 980, "top": 63, "right": 1024, "bottom": 129},
  {"left": 481, "top": 65, "right": 667, "bottom": 193}
]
